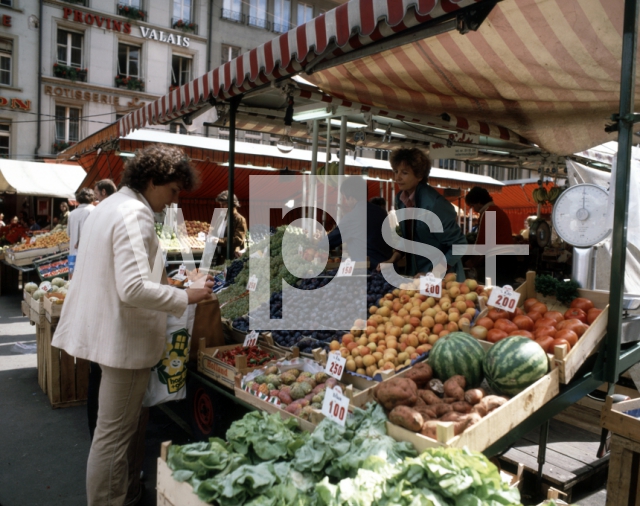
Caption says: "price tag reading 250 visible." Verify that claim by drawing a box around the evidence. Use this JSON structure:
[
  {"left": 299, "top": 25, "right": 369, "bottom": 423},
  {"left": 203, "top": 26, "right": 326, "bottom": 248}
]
[
  {"left": 419, "top": 273, "right": 443, "bottom": 298},
  {"left": 321, "top": 387, "right": 349, "bottom": 426},
  {"left": 487, "top": 285, "right": 521, "bottom": 313},
  {"left": 324, "top": 352, "right": 346, "bottom": 380}
]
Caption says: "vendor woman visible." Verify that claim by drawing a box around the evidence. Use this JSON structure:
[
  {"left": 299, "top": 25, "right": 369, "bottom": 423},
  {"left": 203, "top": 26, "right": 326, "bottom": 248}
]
[
  {"left": 378, "top": 147, "right": 467, "bottom": 280},
  {"left": 214, "top": 191, "right": 247, "bottom": 262}
]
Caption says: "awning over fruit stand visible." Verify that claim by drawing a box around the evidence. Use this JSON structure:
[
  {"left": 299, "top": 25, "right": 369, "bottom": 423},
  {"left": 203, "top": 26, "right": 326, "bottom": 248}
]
[{"left": 0, "top": 159, "right": 86, "bottom": 199}]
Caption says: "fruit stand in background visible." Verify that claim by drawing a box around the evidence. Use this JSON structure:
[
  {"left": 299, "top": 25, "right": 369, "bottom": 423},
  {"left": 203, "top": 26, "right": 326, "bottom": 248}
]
[
  {"left": 155, "top": 220, "right": 211, "bottom": 253},
  {"left": 4, "top": 229, "right": 70, "bottom": 267}
]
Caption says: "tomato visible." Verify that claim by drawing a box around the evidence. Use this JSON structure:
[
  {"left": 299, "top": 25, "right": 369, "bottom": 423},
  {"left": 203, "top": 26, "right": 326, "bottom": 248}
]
[
  {"left": 534, "top": 317, "right": 559, "bottom": 330},
  {"left": 571, "top": 297, "right": 595, "bottom": 312},
  {"left": 510, "top": 329, "right": 535, "bottom": 339},
  {"left": 527, "top": 311, "right": 543, "bottom": 323},
  {"left": 551, "top": 337, "right": 572, "bottom": 353},
  {"left": 524, "top": 298, "right": 539, "bottom": 312},
  {"left": 557, "top": 318, "right": 583, "bottom": 330},
  {"left": 564, "top": 308, "right": 587, "bottom": 323},
  {"left": 555, "top": 329, "right": 579, "bottom": 346},
  {"left": 587, "top": 308, "right": 603, "bottom": 324},
  {"left": 475, "top": 317, "right": 494, "bottom": 330},
  {"left": 486, "top": 328, "right": 509, "bottom": 343},
  {"left": 530, "top": 302, "right": 549, "bottom": 315},
  {"left": 513, "top": 315, "right": 535, "bottom": 331},
  {"left": 488, "top": 308, "right": 512, "bottom": 322},
  {"left": 494, "top": 318, "right": 518, "bottom": 333},
  {"left": 544, "top": 311, "right": 564, "bottom": 325},
  {"left": 513, "top": 307, "right": 525, "bottom": 317},
  {"left": 535, "top": 336, "right": 555, "bottom": 353},
  {"left": 534, "top": 326, "right": 557, "bottom": 340},
  {"left": 573, "top": 324, "right": 589, "bottom": 337}
]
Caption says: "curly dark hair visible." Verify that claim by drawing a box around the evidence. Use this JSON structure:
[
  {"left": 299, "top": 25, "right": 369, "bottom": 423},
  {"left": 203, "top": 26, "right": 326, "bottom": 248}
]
[
  {"left": 465, "top": 186, "right": 492, "bottom": 206},
  {"left": 75, "top": 187, "right": 95, "bottom": 204},
  {"left": 389, "top": 147, "right": 431, "bottom": 183},
  {"left": 120, "top": 144, "right": 199, "bottom": 193}
]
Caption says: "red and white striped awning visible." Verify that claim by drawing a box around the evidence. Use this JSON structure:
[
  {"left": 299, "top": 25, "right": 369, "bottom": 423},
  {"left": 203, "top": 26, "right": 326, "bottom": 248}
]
[{"left": 63, "top": 0, "right": 488, "bottom": 157}]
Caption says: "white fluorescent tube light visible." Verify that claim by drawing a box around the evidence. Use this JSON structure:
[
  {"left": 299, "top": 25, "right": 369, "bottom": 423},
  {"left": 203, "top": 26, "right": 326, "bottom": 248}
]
[
  {"left": 329, "top": 119, "right": 367, "bottom": 129},
  {"left": 117, "top": 151, "right": 135, "bottom": 158},
  {"left": 481, "top": 149, "right": 511, "bottom": 155},
  {"left": 219, "top": 163, "right": 279, "bottom": 171},
  {"left": 374, "top": 128, "right": 407, "bottom": 138},
  {"left": 292, "top": 108, "right": 332, "bottom": 122}
]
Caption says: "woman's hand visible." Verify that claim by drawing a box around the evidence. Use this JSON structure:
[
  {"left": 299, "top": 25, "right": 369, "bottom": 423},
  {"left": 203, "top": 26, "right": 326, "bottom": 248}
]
[{"left": 185, "top": 274, "right": 215, "bottom": 304}]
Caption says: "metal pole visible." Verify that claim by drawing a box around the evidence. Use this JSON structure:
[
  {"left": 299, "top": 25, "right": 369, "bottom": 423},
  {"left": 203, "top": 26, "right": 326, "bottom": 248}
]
[
  {"left": 322, "top": 119, "right": 330, "bottom": 228},
  {"left": 602, "top": 0, "right": 639, "bottom": 384},
  {"left": 226, "top": 97, "right": 241, "bottom": 260},
  {"left": 337, "top": 115, "right": 347, "bottom": 222},
  {"left": 310, "top": 120, "right": 319, "bottom": 238}
]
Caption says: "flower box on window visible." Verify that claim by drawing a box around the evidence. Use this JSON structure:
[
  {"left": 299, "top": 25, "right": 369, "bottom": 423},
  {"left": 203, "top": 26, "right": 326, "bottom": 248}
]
[
  {"left": 53, "top": 141, "right": 75, "bottom": 153},
  {"left": 53, "top": 64, "right": 87, "bottom": 83},
  {"left": 117, "top": 4, "right": 146, "bottom": 21},
  {"left": 62, "top": 0, "right": 87, "bottom": 4},
  {"left": 172, "top": 19, "right": 197, "bottom": 33},
  {"left": 115, "top": 75, "right": 145, "bottom": 91}
]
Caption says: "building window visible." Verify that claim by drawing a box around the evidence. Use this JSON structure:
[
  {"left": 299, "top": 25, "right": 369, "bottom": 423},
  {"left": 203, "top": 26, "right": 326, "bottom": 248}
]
[
  {"left": 248, "top": 0, "right": 267, "bottom": 28},
  {"left": 0, "top": 39, "right": 11, "bottom": 87},
  {"left": 117, "top": 43, "right": 140, "bottom": 78},
  {"left": 297, "top": 3, "right": 313, "bottom": 25},
  {"left": 0, "top": 0, "right": 13, "bottom": 6},
  {"left": 171, "top": 55, "right": 191, "bottom": 88},
  {"left": 273, "top": 0, "right": 291, "bottom": 33},
  {"left": 222, "top": 0, "right": 241, "bottom": 22},
  {"left": 55, "top": 105, "right": 81, "bottom": 144},
  {"left": 170, "top": 122, "right": 187, "bottom": 134},
  {"left": 221, "top": 44, "right": 240, "bottom": 65},
  {"left": 57, "top": 29, "right": 83, "bottom": 68},
  {"left": 173, "top": 0, "right": 192, "bottom": 21},
  {"left": 0, "top": 123, "right": 9, "bottom": 158},
  {"left": 120, "top": 0, "right": 141, "bottom": 7}
]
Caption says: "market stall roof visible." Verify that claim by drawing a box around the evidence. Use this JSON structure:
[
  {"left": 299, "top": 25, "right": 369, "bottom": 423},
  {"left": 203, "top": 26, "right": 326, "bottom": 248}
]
[
  {"left": 0, "top": 159, "right": 86, "bottom": 198},
  {"left": 77, "top": 129, "right": 504, "bottom": 194}
]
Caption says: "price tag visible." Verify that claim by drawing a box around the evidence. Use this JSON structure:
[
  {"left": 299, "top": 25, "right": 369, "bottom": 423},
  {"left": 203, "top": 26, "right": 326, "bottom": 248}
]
[
  {"left": 321, "top": 387, "right": 349, "bottom": 426},
  {"left": 487, "top": 285, "right": 521, "bottom": 313},
  {"left": 243, "top": 330, "right": 259, "bottom": 348},
  {"left": 30, "top": 237, "right": 37, "bottom": 244},
  {"left": 324, "top": 352, "right": 346, "bottom": 380},
  {"left": 337, "top": 258, "right": 355, "bottom": 277},
  {"left": 40, "top": 281, "right": 52, "bottom": 293},
  {"left": 419, "top": 273, "right": 443, "bottom": 298},
  {"left": 197, "top": 232, "right": 206, "bottom": 242},
  {"left": 184, "top": 280, "right": 193, "bottom": 288},
  {"left": 246, "top": 275, "right": 258, "bottom": 292},
  {"left": 178, "top": 264, "right": 187, "bottom": 276}
]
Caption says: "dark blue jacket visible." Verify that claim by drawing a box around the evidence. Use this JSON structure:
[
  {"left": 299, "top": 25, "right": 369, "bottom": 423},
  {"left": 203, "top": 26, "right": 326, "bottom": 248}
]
[{"left": 395, "top": 182, "right": 466, "bottom": 280}]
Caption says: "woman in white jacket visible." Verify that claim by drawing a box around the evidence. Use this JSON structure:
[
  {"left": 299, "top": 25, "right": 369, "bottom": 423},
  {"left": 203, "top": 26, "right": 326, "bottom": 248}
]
[{"left": 53, "top": 145, "right": 214, "bottom": 506}]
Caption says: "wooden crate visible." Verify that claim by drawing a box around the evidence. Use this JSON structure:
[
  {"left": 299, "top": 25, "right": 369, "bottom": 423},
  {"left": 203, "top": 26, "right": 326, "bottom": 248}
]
[
  {"left": 385, "top": 368, "right": 560, "bottom": 453},
  {"left": 514, "top": 271, "right": 609, "bottom": 384},
  {"left": 36, "top": 323, "right": 47, "bottom": 393},
  {"left": 42, "top": 295, "right": 63, "bottom": 322},
  {"left": 30, "top": 307, "right": 45, "bottom": 325},
  {"left": 157, "top": 442, "right": 209, "bottom": 506},
  {"left": 23, "top": 289, "right": 32, "bottom": 305},
  {"left": 197, "top": 335, "right": 288, "bottom": 389},
  {"left": 21, "top": 300, "right": 30, "bottom": 318},
  {"left": 600, "top": 396, "right": 640, "bottom": 506},
  {"left": 42, "top": 321, "right": 90, "bottom": 408}
]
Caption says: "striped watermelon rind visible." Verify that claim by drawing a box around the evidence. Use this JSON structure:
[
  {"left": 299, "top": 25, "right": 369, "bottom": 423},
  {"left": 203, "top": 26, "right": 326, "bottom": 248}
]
[
  {"left": 427, "top": 332, "right": 485, "bottom": 387},
  {"left": 483, "top": 336, "right": 549, "bottom": 396}
]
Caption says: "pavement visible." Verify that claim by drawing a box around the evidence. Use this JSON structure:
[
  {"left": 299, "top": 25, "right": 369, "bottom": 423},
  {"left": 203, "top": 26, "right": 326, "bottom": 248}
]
[{"left": 0, "top": 294, "right": 194, "bottom": 506}]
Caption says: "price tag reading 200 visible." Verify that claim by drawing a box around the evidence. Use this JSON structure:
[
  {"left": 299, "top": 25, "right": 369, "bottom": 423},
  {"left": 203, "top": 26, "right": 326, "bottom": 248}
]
[
  {"left": 321, "top": 387, "right": 349, "bottom": 426},
  {"left": 487, "top": 285, "right": 521, "bottom": 313},
  {"left": 419, "top": 273, "right": 443, "bottom": 298},
  {"left": 324, "top": 352, "right": 346, "bottom": 380}
]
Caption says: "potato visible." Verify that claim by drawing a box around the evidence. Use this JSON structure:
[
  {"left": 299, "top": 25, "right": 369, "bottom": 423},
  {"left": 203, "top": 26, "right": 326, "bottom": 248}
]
[
  {"left": 434, "top": 403, "right": 453, "bottom": 417},
  {"left": 464, "top": 388, "right": 485, "bottom": 405},
  {"left": 418, "top": 389, "right": 442, "bottom": 405},
  {"left": 450, "top": 401, "right": 473, "bottom": 414},
  {"left": 373, "top": 377, "right": 418, "bottom": 411},
  {"left": 403, "top": 362, "right": 433, "bottom": 388},
  {"left": 443, "top": 377, "right": 465, "bottom": 401},
  {"left": 472, "top": 395, "right": 508, "bottom": 417},
  {"left": 439, "top": 412, "right": 469, "bottom": 423},
  {"left": 389, "top": 405, "right": 424, "bottom": 432}
]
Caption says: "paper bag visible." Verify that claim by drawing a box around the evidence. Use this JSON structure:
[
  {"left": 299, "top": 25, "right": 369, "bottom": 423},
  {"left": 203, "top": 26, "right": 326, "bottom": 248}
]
[{"left": 189, "top": 295, "right": 225, "bottom": 362}]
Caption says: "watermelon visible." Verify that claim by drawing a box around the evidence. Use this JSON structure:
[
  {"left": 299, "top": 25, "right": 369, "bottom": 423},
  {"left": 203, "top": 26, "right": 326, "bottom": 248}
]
[
  {"left": 427, "top": 332, "right": 485, "bottom": 387},
  {"left": 483, "top": 336, "right": 549, "bottom": 396}
]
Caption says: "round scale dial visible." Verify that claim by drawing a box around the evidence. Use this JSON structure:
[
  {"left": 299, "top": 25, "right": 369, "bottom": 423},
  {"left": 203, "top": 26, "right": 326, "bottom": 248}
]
[{"left": 552, "top": 184, "right": 611, "bottom": 247}]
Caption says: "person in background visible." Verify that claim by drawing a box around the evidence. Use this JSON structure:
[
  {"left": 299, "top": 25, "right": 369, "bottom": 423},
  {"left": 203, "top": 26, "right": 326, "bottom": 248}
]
[
  {"left": 471, "top": 217, "right": 479, "bottom": 233},
  {"left": 464, "top": 186, "right": 515, "bottom": 286},
  {"left": 369, "top": 197, "right": 387, "bottom": 212},
  {"left": 0, "top": 213, "right": 5, "bottom": 227},
  {"left": 328, "top": 177, "right": 393, "bottom": 270},
  {"left": 67, "top": 188, "right": 95, "bottom": 278},
  {"left": 214, "top": 191, "right": 247, "bottom": 261},
  {"left": 59, "top": 202, "right": 70, "bottom": 226},
  {"left": 10, "top": 216, "right": 19, "bottom": 225},
  {"left": 378, "top": 148, "right": 467, "bottom": 279},
  {"left": 52, "top": 145, "right": 214, "bottom": 506},
  {"left": 94, "top": 179, "right": 117, "bottom": 203},
  {"left": 28, "top": 217, "right": 41, "bottom": 231}
]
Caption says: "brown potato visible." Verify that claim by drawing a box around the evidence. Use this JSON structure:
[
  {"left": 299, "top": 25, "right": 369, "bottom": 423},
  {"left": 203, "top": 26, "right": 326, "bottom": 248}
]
[
  {"left": 404, "top": 362, "right": 433, "bottom": 388},
  {"left": 464, "top": 388, "right": 485, "bottom": 405},
  {"left": 418, "top": 389, "right": 442, "bottom": 405},
  {"left": 389, "top": 405, "right": 424, "bottom": 432},
  {"left": 450, "top": 401, "right": 473, "bottom": 414},
  {"left": 434, "top": 403, "right": 453, "bottom": 417}
]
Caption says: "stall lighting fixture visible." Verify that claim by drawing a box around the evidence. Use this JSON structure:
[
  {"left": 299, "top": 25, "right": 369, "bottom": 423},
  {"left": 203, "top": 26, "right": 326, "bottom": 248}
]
[
  {"left": 329, "top": 119, "right": 367, "bottom": 129},
  {"left": 481, "top": 149, "right": 511, "bottom": 155},
  {"left": 292, "top": 108, "right": 332, "bottom": 122},
  {"left": 285, "top": 199, "right": 295, "bottom": 208},
  {"left": 220, "top": 162, "right": 279, "bottom": 171},
  {"left": 276, "top": 136, "right": 295, "bottom": 153},
  {"left": 374, "top": 128, "right": 407, "bottom": 138},
  {"left": 117, "top": 151, "right": 135, "bottom": 158}
]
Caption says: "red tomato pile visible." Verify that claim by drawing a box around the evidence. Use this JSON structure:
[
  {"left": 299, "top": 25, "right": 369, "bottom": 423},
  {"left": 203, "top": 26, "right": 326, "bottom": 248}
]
[{"left": 471, "top": 297, "right": 602, "bottom": 353}]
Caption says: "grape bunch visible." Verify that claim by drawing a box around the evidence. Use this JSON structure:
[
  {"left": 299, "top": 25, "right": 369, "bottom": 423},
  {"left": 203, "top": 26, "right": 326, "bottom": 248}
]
[
  {"left": 225, "top": 258, "right": 247, "bottom": 285},
  {"left": 231, "top": 316, "right": 263, "bottom": 334},
  {"left": 367, "top": 270, "right": 395, "bottom": 307}
]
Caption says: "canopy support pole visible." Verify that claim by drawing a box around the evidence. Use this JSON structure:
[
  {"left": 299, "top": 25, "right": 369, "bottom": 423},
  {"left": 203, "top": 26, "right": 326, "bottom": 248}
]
[
  {"left": 226, "top": 96, "right": 241, "bottom": 261},
  {"left": 600, "top": 0, "right": 640, "bottom": 384},
  {"left": 322, "top": 119, "right": 330, "bottom": 229},
  {"left": 337, "top": 115, "right": 347, "bottom": 222},
  {"left": 310, "top": 119, "right": 319, "bottom": 238}
]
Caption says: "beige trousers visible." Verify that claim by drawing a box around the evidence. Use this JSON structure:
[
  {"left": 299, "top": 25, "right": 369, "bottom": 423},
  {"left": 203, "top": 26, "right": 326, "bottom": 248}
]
[{"left": 86, "top": 365, "right": 150, "bottom": 506}]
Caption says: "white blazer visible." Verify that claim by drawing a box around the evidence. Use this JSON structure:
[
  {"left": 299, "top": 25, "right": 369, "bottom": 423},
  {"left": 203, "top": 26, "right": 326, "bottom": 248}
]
[
  {"left": 67, "top": 203, "right": 94, "bottom": 256},
  {"left": 52, "top": 187, "right": 188, "bottom": 369}
]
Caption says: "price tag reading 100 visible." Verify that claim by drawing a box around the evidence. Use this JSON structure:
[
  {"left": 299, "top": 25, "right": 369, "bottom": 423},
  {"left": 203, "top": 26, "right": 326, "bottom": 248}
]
[
  {"left": 321, "top": 388, "right": 349, "bottom": 426},
  {"left": 324, "top": 352, "right": 346, "bottom": 380}
]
